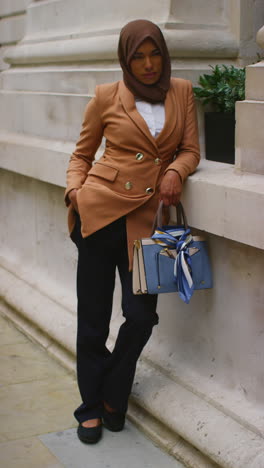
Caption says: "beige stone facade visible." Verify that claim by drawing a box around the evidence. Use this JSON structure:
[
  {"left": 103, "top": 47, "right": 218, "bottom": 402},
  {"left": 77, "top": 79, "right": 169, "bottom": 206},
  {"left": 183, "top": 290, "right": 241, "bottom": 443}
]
[{"left": 1, "top": 2, "right": 264, "bottom": 467}]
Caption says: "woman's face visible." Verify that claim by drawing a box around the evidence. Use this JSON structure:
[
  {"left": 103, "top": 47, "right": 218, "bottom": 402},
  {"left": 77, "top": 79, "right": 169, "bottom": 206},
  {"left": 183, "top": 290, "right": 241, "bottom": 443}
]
[{"left": 130, "top": 39, "right": 162, "bottom": 85}]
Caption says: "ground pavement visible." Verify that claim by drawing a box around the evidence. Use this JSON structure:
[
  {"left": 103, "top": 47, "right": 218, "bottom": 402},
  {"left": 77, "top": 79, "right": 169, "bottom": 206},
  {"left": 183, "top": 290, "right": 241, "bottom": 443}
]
[{"left": 0, "top": 312, "right": 185, "bottom": 468}]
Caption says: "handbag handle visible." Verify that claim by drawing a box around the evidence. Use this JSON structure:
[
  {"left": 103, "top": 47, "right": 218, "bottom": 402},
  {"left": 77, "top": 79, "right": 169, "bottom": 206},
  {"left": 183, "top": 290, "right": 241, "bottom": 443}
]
[{"left": 151, "top": 201, "right": 188, "bottom": 234}]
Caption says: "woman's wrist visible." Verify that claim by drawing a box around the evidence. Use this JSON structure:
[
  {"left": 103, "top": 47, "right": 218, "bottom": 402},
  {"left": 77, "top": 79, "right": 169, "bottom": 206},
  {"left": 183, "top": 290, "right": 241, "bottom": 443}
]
[
  {"left": 165, "top": 169, "right": 182, "bottom": 184},
  {"left": 68, "top": 188, "right": 77, "bottom": 201}
]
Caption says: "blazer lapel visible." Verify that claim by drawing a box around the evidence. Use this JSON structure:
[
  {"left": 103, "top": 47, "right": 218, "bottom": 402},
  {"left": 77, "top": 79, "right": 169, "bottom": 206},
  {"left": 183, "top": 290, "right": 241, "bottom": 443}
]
[
  {"left": 156, "top": 84, "right": 178, "bottom": 146},
  {"left": 118, "top": 80, "right": 178, "bottom": 151},
  {"left": 119, "top": 81, "right": 158, "bottom": 152}
]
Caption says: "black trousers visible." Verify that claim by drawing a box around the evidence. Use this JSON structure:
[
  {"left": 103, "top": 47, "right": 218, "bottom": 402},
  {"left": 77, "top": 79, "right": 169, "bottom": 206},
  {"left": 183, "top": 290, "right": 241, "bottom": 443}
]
[{"left": 71, "top": 215, "right": 158, "bottom": 423}]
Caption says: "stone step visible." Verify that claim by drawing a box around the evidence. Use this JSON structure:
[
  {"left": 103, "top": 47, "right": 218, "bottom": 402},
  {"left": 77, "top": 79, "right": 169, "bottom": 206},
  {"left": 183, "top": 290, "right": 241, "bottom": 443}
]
[
  {"left": 0, "top": 0, "right": 30, "bottom": 17},
  {"left": 0, "top": 90, "right": 90, "bottom": 141},
  {"left": 0, "top": 66, "right": 122, "bottom": 93},
  {"left": 0, "top": 62, "right": 228, "bottom": 93},
  {"left": 0, "top": 45, "right": 12, "bottom": 71},
  {"left": 0, "top": 14, "right": 26, "bottom": 45}
]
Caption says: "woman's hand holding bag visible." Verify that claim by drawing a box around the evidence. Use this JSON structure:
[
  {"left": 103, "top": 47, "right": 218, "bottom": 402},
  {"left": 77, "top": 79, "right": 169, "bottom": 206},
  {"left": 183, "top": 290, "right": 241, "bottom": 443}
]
[
  {"left": 132, "top": 201, "right": 213, "bottom": 303},
  {"left": 159, "top": 170, "right": 182, "bottom": 206}
]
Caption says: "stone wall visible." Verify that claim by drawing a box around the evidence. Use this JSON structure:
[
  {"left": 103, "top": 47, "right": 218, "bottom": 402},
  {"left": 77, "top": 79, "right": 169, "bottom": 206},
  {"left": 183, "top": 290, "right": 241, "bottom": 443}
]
[
  {"left": 0, "top": 0, "right": 31, "bottom": 70},
  {"left": 1, "top": 1, "right": 264, "bottom": 467}
]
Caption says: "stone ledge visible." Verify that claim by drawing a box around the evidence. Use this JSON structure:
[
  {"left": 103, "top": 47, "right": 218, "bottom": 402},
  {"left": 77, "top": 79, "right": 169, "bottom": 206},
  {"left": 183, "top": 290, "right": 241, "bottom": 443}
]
[
  {"left": 0, "top": 135, "right": 263, "bottom": 251},
  {"left": 1, "top": 262, "right": 264, "bottom": 468},
  {"left": 0, "top": 132, "right": 104, "bottom": 187},
  {"left": 0, "top": 132, "right": 75, "bottom": 187},
  {"left": 182, "top": 160, "right": 264, "bottom": 251}
]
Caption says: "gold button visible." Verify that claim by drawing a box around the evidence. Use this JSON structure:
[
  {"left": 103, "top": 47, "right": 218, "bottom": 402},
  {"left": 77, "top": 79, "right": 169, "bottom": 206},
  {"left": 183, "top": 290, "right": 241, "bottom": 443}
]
[
  {"left": 125, "top": 181, "right": 133, "bottom": 190},
  {"left": 145, "top": 187, "right": 154, "bottom": 194},
  {"left": 154, "top": 158, "right": 161, "bottom": 165},
  {"left": 136, "top": 152, "right": 144, "bottom": 161}
]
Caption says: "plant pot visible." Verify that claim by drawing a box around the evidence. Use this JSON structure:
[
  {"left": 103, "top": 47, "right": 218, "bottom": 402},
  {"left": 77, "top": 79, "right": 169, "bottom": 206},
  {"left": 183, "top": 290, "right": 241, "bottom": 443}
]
[{"left": 204, "top": 112, "right": 235, "bottom": 164}]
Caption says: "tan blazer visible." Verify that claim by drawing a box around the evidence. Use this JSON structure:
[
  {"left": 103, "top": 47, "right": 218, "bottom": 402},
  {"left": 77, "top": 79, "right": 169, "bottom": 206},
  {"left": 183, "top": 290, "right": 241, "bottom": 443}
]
[{"left": 65, "top": 78, "right": 200, "bottom": 269}]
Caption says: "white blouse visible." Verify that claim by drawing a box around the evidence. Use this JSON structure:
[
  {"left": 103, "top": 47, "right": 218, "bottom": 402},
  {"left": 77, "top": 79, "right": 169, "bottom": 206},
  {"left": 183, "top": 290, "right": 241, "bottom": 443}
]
[{"left": 135, "top": 100, "right": 165, "bottom": 138}]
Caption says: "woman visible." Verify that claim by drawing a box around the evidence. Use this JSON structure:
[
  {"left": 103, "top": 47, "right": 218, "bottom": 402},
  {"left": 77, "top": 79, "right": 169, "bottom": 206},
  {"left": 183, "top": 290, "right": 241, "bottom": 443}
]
[{"left": 65, "top": 19, "right": 200, "bottom": 444}]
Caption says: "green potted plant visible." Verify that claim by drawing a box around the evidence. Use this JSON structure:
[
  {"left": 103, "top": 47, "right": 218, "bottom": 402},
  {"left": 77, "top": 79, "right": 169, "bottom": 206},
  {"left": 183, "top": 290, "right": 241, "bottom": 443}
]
[{"left": 193, "top": 65, "right": 245, "bottom": 164}]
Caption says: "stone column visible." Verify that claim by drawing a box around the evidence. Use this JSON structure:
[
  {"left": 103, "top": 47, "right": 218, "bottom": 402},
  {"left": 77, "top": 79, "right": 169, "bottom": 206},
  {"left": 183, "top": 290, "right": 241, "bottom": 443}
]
[{"left": 235, "top": 25, "right": 264, "bottom": 174}]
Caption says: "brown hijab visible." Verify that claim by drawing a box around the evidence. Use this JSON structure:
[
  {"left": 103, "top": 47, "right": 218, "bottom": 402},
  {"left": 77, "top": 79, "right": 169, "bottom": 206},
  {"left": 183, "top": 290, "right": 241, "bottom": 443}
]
[{"left": 118, "top": 19, "right": 171, "bottom": 103}]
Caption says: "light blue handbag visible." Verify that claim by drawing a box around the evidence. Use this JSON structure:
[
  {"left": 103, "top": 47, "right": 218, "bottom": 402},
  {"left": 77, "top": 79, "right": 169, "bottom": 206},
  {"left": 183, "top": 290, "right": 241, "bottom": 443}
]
[{"left": 132, "top": 202, "right": 213, "bottom": 303}]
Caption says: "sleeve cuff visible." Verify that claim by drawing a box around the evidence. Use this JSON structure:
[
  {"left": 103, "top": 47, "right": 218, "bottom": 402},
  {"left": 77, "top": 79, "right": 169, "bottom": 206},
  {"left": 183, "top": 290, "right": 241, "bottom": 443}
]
[
  {"left": 64, "top": 187, "right": 78, "bottom": 207},
  {"left": 164, "top": 168, "right": 183, "bottom": 184}
]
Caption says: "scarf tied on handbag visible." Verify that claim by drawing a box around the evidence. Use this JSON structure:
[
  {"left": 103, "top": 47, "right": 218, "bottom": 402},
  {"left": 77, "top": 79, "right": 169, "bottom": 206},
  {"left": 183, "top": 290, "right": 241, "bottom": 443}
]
[{"left": 152, "top": 227, "right": 194, "bottom": 303}]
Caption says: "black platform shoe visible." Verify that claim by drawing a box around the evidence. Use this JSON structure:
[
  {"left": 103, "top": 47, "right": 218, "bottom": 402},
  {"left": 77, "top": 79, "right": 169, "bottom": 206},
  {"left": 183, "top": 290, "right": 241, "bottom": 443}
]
[
  {"left": 103, "top": 409, "right": 125, "bottom": 432},
  {"left": 77, "top": 421, "right": 102, "bottom": 444}
]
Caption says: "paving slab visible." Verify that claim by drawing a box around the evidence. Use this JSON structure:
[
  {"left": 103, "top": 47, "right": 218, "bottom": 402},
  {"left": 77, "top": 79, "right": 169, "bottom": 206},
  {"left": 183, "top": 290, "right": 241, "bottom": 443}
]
[
  {"left": 39, "top": 424, "right": 184, "bottom": 468},
  {"left": 0, "top": 436, "right": 64, "bottom": 468},
  {"left": 0, "top": 377, "right": 79, "bottom": 441},
  {"left": 0, "top": 312, "right": 185, "bottom": 467},
  {"left": 0, "top": 341, "right": 71, "bottom": 385}
]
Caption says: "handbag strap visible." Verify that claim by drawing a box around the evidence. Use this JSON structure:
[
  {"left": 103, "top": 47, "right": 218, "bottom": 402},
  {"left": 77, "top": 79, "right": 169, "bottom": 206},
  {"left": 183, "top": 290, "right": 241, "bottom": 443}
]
[
  {"left": 176, "top": 203, "right": 188, "bottom": 228},
  {"left": 151, "top": 201, "right": 188, "bottom": 234}
]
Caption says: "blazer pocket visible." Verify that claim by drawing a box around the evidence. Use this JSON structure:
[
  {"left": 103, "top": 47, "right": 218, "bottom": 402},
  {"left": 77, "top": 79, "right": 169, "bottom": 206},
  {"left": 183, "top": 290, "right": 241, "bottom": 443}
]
[{"left": 86, "top": 161, "right": 119, "bottom": 182}]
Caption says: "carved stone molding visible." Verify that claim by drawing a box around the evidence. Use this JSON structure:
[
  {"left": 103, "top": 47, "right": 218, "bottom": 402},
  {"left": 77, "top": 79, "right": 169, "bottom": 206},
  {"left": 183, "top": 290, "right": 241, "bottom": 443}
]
[{"left": 256, "top": 25, "right": 264, "bottom": 49}]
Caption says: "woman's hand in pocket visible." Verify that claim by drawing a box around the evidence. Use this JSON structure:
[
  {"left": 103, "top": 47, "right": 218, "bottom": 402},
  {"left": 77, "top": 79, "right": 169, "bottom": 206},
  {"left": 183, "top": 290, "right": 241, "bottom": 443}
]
[{"left": 68, "top": 189, "right": 79, "bottom": 213}]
